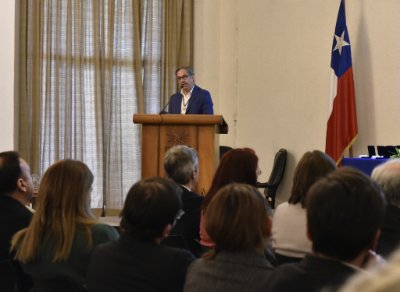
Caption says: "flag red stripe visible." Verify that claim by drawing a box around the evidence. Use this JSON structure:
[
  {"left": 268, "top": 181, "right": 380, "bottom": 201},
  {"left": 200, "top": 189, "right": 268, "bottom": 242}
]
[{"left": 325, "top": 67, "right": 358, "bottom": 164}]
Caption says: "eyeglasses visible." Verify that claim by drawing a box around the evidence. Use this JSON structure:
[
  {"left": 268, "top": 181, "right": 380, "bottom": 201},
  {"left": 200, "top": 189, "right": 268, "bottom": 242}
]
[{"left": 176, "top": 75, "right": 189, "bottom": 81}]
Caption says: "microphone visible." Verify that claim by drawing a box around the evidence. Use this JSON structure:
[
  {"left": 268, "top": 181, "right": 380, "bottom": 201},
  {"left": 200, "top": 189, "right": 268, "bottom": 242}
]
[
  {"left": 159, "top": 86, "right": 183, "bottom": 114},
  {"left": 159, "top": 100, "right": 171, "bottom": 114}
]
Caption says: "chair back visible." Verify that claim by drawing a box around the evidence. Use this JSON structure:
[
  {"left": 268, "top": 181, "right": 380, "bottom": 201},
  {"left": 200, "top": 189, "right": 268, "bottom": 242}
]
[
  {"left": 0, "top": 260, "right": 18, "bottom": 292},
  {"left": 219, "top": 146, "right": 233, "bottom": 161},
  {"left": 267, "top": 149, "right": 287, "bottom": 186},
  {"left": 33, "top": 278, "right": 87, "bottom": 292},
  {"left": 258, "top": 149, "right": 287, "bottom": 208}
]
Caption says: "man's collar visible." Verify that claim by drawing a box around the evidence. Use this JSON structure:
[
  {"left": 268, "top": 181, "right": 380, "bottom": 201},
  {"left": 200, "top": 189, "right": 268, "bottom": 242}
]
[
  {"left": 181, "top": 185, "right": 191, "bottom": 192},
  {"left": 181, "top": 85, "right": 195, "bottom": 96}
]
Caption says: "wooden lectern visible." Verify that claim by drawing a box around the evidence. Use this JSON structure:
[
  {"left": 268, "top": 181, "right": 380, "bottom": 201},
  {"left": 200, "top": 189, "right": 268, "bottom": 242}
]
[{"left": 133, "top": 114, "right": 228, "bottom": 196}]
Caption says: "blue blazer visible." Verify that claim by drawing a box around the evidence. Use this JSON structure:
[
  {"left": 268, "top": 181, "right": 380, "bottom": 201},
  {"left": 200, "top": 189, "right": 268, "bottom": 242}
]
[{"left": 168, "top": 85, "right": 214, "bottom": 114}]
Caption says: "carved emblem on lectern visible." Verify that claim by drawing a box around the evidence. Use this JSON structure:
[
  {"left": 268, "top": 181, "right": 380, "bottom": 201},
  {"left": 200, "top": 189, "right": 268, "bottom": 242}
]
[{"left": 167, "top": 127, "right": 189, "bottom": 147}]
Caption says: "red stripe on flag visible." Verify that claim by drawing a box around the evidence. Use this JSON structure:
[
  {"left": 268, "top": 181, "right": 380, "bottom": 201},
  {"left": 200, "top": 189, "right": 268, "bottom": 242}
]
[{"left": 325, "top": 67, "right": 358, "bottom": 165}]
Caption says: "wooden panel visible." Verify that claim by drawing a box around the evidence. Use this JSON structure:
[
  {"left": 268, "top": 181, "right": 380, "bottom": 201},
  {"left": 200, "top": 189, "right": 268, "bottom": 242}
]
[
  {"left": 142, "top": 125, "right": 160, "bottom": 179},
  {"left": 158, "top": 125, "right": 198, "bottom": 179},
  {"left": 197, "top": 125, "right": 216, "bottom": 195},
  {"left": 136, "top": 114, "right": 226, "bottom": 194}
]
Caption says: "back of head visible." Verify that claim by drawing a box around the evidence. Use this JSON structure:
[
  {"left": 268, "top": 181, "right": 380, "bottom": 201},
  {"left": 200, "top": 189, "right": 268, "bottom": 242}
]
[
  {"left": 371, "top": 159, "right": 400, "bottom": 207},
  {"left": 12, "top": 159, "right": 96, "bottom": 262},
  {"left": 204, "top": 183, "right": 270, "bottom": 260},
  {"left": 307, "top": 167, "right": 386, "bottom": 262},
  {"left": 164, "top": 145, "right": 198, "bottom": 185},
  {"left": 0, "top": 151, "right": 22, "bottom": 196},
  {"left": 203, "top": 148, "right": 258, "bottom": 209},
  {"left": 36, "top": 159, "right": 94, "bottom": 220},
  {"left": 120, "top": 177, "right": 182, "bottom": 241},
  {"left": 289, "top": 150, "right": 337, "bottom": 207}
]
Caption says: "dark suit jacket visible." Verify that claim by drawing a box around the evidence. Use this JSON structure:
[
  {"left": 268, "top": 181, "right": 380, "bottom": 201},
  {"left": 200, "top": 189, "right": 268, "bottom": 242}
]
[
  {"left": 168, "top": 85, "right": 213, "bottom": 115},
  {"left": 264, "top": 254, "right": 357, "bottom": 292},
  {"left": 376, "top": 205, "right": 400, "bottom": 258},
  {"left": 86, "top": 233, "right": 196, "bottom": 292},
  {"left": 0, "top": 195, "right": 33, "bottom": 291},
  {"left": 0, "top": 195, "right": 32, "bottom": 261},
  {"left": 170, "top": 186, "right": 204, "bottom": 257}
]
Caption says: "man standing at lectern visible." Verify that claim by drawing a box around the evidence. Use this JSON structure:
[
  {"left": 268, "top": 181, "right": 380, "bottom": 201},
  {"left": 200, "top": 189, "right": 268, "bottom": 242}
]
[{"left": 168, "top": 66, "right": 214, "bottom": 115}]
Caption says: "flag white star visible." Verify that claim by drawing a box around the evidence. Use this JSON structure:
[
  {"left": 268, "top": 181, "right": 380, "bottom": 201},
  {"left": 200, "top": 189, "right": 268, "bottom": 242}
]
[{"left": 333, "top": 31, "right": 350, "bottom": 55}]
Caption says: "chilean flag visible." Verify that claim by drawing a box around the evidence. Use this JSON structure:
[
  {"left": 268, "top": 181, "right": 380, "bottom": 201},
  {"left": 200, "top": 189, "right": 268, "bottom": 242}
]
[{"left": 325, "top": 0, "right": 358, "bottom": 166}]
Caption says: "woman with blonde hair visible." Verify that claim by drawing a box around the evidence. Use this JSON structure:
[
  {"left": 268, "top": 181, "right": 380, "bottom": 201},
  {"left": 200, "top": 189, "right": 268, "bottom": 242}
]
[
  {"left": 184, "top": 183, "right": 274, "bottom": 292},
  {"left": 11, "top": 159, "right": 119, "bottom": 287}
]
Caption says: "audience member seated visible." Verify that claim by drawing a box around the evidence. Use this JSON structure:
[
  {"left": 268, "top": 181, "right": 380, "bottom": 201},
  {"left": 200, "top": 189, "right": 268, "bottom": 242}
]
[
  {"left": 265, "top": 167, "right": 386, "bottom": 292},
  {"left": 338, "top": 248, "right": 400, "bottom": 292},
  {"left": 200, "top": 148, "right": 261, "bottom": 248},
  {"left": 184, "top": 183, "right": 274, "bottom": 292},
  {"left": 372, "top": 159, "right": 400, "bottom": 258},
  {"left": 271, "top": 150, "right": 336, "bottom": 264},
  {"left": 86, "top": 177, "right": 196, "bottom": 292},
  {"left": 0, "top": 151, "right": 34, "bottom": 291},
  {"left": 11, "top": 159, "right": 119, "bottom": 288},
  {"left": 164, "top": 145, "right": 204, "bottom": 257}
]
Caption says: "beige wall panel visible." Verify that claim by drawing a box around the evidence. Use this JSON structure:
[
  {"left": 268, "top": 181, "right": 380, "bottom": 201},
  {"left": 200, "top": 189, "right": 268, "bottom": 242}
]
[
  {"left": 194, "top": 0, "right": 400, "bottom": 205},
  {"left": 0, "top": 1, "right": 17, "bottom": 151}
]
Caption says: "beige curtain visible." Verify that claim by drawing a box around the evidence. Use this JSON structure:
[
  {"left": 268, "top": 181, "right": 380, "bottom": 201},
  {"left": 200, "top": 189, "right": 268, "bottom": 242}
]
[
  {"left": 161, "top": 0, "right": 193, "bottom": 108},
  {"left": 19, "top": 0, "right": 193, "bottom": 214}
]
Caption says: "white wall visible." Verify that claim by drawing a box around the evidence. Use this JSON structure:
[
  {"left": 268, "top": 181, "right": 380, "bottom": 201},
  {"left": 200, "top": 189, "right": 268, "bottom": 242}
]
[
  {"left": 3, "top": 1, "right": 400, "bottom": 204},
  {"left": 0, "top": 1, "right": 17, "bottom": 151},
  {"left": 194, "top": 0, "right": 400, "bottom": 204}
]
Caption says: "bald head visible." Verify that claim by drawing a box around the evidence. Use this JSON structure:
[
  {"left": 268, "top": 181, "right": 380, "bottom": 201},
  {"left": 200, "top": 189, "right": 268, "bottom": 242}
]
[{"left": 372, "top": 159, "right": 400, "bottom": 207}]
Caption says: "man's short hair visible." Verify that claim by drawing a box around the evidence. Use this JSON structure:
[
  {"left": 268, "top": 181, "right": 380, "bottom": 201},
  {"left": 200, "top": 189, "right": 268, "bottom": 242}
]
[
  {"left": 371, "top": 159, "right": 400, "bottom": 206},
  {"left": 120, "top": 177, "right": 182, "bottom": 241},
  {"left": 175, "top": 66, "right": 194, "bottom": 76},
  {"left": 0, "top": 151, "right": 22, "bottom": 196},
  {"left": 164, "top": 146, "right": 198, "bottom": 185},
  {"left": 307, "top": 167, "right": 386, "bottom": 262}
]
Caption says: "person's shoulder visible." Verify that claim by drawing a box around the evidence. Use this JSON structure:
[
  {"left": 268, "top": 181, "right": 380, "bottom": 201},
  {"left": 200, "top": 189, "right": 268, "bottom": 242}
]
[
  {"left": 265, "top": 262, "right": 302, "bottom": 290},
  {"left": 276, "top": 202, "right": 304, "bottom": 213},
  {"left": 194, "top": 85, "right": 210, "bottom": 95},
  {"left": 170, "top": 90, "right": 182, "bottom": 99},
  {"left": 274, "top": 202, "right": 289, "bottom": 214},
  {"left": 160, "top": 244, "right": 196, "bottom": 262},
  {"left": 0, "top": 196, "right": 33, "bottom": 221},
  {"left": 90, "top": 223, "right": 120, "bottom": 242},
  {"left": 184, "top": 189, "right": 204, "bottom": 200},
  {"left": 187, "top": 258, "right": 204, "bottom": 272}
]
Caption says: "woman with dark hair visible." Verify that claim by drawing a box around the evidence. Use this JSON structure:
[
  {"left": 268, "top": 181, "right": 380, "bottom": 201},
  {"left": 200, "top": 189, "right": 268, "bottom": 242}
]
[
  {"left": 11, "top": 159, "right": 119, "bottom": 288},
  {"left": 200, "top": 148, "right": 261, "bottom": 248},
  {"left": 185, "top": 184, "right": 274, "bottom": 292},
  {"left": 271, "top": 150, "right": 337, "bottom": 263}
]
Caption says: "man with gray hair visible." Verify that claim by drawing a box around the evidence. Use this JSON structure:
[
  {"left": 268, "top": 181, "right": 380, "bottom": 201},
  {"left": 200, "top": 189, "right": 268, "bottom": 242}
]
[
  {"left": 164, "top": 145, "right": 204, "bottom": 257},
  {"left": 372, "top": 159, "right": 400, "bottom": 258},
  {"left": 168, "top": 66, "right": 214, "bottom": 114}
]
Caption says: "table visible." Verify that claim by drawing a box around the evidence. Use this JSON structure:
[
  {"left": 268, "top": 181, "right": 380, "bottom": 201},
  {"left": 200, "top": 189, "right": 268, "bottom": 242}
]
[
  {"left": 98, "top": 216, "right": 121, "bottom": 227},
  {"left": 341, "top": 158, "right": 388, "bottom": 176}
]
